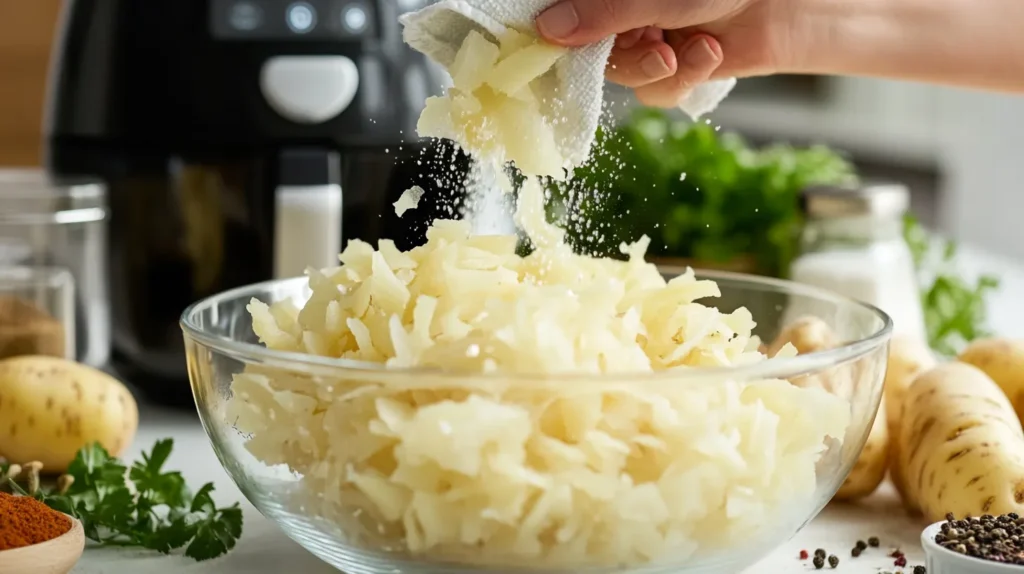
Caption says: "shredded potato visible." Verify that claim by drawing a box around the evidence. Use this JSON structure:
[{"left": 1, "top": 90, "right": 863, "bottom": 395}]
[
  {"left": 225, "top": 180, "right": 851, "bottom": 568},
  {"left": 393, "top": 186, "right": 425, "bottom": 218},
  {"left": 417, "top": 30, "right": 568, "bottom": 178}
]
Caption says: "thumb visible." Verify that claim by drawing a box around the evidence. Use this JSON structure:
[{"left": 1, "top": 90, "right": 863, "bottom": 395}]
[{"left": 536, "top": 0, "right": 672, "bottom": 46}]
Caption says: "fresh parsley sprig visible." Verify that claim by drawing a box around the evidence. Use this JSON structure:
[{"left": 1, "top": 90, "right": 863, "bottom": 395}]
[
  {"left": 903, "top": 214, "right": 1000, "bottom": 356},
  {"left": 4, "top": 440, "right": 242, "bottom": 562}
]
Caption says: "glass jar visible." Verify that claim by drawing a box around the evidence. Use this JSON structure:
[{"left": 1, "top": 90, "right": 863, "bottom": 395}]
[
  {"left": 790, "top": 183, "right": 927, "bottom": 343},
  {"left": 0, "top": 169, "right": 110, "bottom": 366},
  {"left": 0, "top": 267, "right": 76, "bottom": 360}
]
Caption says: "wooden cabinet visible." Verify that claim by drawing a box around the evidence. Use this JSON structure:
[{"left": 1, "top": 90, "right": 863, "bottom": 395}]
[{"left": 0, "top": 1, "right": 63, "bottom": 166}]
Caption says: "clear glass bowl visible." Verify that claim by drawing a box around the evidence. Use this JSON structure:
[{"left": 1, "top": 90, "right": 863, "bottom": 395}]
[{"left": 181, "top": 269, "right": 892, "bottom": 574}]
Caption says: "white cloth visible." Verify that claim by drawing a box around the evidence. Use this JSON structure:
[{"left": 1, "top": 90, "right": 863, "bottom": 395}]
[{"left": 400, "top": 0, "right": 737, "bottom": 168}]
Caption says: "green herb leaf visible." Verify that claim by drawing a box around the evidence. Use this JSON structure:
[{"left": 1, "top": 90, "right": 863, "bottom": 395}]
[
  {"left": 64, "top": 443, "right": 128, "bottom": 496},
  {"left": 129, "top": 438, "right": 189, "bottom": 509},
  {"left": 903, "top": 214, "right": 999, "bottom": 356},
  {"left": 184, "top": 484, "right": 244, "bottom": 561},
  {"left": 21, "top": 440, "right": 244, "bottom": 562},
  {"left": 143, "top": 514, "right": 196, "bottom": 554}
]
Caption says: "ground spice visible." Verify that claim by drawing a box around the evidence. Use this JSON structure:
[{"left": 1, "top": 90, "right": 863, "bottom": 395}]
[
  {"left": 0, "top": 296, "right": 65, "bottom": 359},
  {"left": 0, "top": 491, "right": 71, "bottom": 550}
]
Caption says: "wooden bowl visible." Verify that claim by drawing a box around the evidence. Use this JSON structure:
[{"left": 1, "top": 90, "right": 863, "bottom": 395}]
[{"left": 0, "top": 516, "right": 84, "bottom": 574}]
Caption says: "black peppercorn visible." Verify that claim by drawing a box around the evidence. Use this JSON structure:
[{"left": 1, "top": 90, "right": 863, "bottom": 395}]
[
  {"left": 851, "top": 546, "right": 862, "bottom": 558},
  {"left": 868, "top": 536, "right": 880, "bottom": 547},
  {"left": 855, "top": 539, "right": 868, "bottom": 550},
  {"left": 827, "top": 554, "right": 839, "bottom": 568},
  {"left": 812, "top": 555, "right": 825, "bottom": 569},
  {"left": 913, "top": 566, "right": 926, "bottom": 574},
  {"left": 814, "top": 548, "right": 826, "bottom": 559}
]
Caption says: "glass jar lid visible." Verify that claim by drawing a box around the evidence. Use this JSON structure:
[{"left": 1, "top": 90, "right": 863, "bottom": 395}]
[
  {"left": 803, "top": 182, "right": 909, "bottom": 221},
  {"left": 0, "top": 168, "right": 106, "bottom": 225}
]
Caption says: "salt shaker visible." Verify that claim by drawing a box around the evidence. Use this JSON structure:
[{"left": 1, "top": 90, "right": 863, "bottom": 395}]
[{"left": 790, "top": 183, "right": 927, "bottom": 343}]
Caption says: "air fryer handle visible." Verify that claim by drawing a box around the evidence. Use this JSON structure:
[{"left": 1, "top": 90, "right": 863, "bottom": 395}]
[{"left": 273, "top": 149, "right": 343, "bottom": 280}]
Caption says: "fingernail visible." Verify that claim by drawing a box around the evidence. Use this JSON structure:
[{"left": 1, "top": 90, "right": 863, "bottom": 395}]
[
  {"left": 682, "top": 38, "right": 721, "bottom": 69},
  {"left": 536, "top": 2, "right": 580, "bottom": 40},
  {"left": 640, "top": 52, "right": 671, "bottom": 78}
]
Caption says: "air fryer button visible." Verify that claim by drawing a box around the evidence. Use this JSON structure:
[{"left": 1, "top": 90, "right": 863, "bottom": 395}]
[
  {"left": 210, "top": 0, "right": 376, "bottom": 39},
  {"left": 260, "top": 56, "right": 360, "bottom": 124},
  {"left": 341, "top": 4, "right": 368, "bottom": 33},
  {"left": 285, "top": 2, "right": 317, "bottom": 34},
  {"left": 228, "top": 2, "right": 263, "bottom": 31}
]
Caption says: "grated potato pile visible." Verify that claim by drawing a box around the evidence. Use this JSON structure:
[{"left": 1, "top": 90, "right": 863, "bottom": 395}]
[
  {"left": 417, "top": 29, "right": 569, "bottom": 179},
  {"left": 226, "top": 181, "right": 851, "bottom": 568}
]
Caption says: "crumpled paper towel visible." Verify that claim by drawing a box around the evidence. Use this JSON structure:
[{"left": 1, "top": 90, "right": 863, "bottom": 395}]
[{"left": 400, "top": 0, "right": 737, "bottom": 168}]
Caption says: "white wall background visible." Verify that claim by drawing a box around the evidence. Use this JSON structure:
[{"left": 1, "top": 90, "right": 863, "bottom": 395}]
[{"left": 936, "top": 88, "right": 1024, "bottom": 260}]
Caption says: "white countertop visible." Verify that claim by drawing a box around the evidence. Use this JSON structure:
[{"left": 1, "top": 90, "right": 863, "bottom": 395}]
[{"left": 71, "top": 246, "right": 1024, "bottom": 574}]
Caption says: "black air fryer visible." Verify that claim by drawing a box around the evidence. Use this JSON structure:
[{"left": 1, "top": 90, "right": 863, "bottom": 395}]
[{"left": 44, "top": 0, "right": 469, "bottom": 407}]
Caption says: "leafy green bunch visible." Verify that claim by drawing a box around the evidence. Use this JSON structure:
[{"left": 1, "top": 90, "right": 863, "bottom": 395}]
[
  {"left": 547, "top": 108, "right": 857, "bottom": 276},
  {"left": 3, "top": 440, "right": 242, "bottom": 562},
  {"left": 903, "top": 214, "right": 1000, "bottom": 356}
]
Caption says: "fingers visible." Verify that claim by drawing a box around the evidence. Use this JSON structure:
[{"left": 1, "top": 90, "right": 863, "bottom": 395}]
[
  {"left": 537, "top": 0, "right": 671, "bottom": 46},
  {"left": 607, "top": 41, "right": 678, "bottom": 87},
  {"left": 615, "top": 29, "right": 646, "bottom": 50},
  {"left": 635, "top": 35, "right": 724, "bottom": 108},
  {"left": 616, "top": 27, "right": 663, "bottom": 49}
]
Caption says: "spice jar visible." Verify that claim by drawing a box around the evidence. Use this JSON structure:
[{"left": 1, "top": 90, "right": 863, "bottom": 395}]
[
  {"left": 790, "top": 183, "right": 927, "bottom": 343},
  {"left": 0, "top": 267, "right": 75, "bottom": 360},
  {"left": 0, "top": 169, "right": 109, "bottom": 367}
]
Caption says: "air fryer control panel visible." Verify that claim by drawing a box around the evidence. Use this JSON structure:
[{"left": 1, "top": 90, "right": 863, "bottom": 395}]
[
  {"left": 49, "top": 0, "right": 446, "bottom": 147},
  {"left": 210, "top": 0, "right": 382, "bottom": 40}
]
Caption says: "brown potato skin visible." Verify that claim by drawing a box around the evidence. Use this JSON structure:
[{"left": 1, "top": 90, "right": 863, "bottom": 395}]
[
  {"left": 959, "top": 338, "right": 1024, "bottom": 422},
  {"left": 883, "top": 335, "right": 938, "bottom": 510}
]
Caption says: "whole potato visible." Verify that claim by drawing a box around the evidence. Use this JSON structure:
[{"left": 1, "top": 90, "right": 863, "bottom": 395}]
[
  {"left": 767, "top": 316, "right": 849, "bottom": 397},
  {"left": 0, "top": 355, "right": 139, "bottom": 472},
  {"left": 766, "top": 316, "right": 836, "bottom": 357},
  {"left": 959, "top": 337, "right": 1024, "bottom": 421},
  {"left": 896, "top": 362, "right": 1024, "bottom": 521},
  {"left": 834, "top": 399, "right": 889, "bottom": 501},
  {"left": 767, "top": 316, "right": 886, "bottom": 498},
  {"left": 883, "top": 335, "right": 937, "bottom": 508}
]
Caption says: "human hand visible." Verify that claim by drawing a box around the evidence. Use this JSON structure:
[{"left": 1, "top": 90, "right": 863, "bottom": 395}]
[{"left": 535, "top": 0, "right": 803, "bottom": 107}]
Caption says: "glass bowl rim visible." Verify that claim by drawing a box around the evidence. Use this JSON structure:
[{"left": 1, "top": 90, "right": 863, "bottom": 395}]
[{"left": 179, "top": 267, "right": 893, "bottom": 383}]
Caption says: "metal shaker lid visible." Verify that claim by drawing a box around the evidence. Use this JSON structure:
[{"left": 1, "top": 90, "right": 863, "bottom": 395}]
[
  {"left": 0, "top": 168, "right": 106, "bottom": 224},
  {"left": 803, "top": 182, "right": 910, "bottom": 220}
]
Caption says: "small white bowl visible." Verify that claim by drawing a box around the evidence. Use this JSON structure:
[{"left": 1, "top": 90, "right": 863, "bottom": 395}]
[{"left": 922, "top": 521, "right": 1024, "bottom": 574}]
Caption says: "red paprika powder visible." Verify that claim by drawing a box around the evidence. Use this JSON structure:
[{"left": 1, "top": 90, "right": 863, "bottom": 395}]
[{"left": 0, "top": 491, "right": 72, "bottom": 550}]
